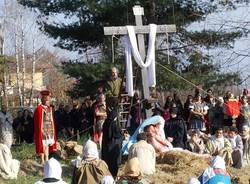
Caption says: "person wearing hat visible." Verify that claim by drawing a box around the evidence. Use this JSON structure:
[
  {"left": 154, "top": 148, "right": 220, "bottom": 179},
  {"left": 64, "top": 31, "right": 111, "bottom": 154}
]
[
  {"left": 34, "top": 157, "right": 67, "bottom": 184},
  {"left": 116, "top": 157, "right": 151, "bottom": 184},
  {"left": 164, "top": 107, "right": 188, "bottom": 149},
  {"left": 34, "top": 90, "right": 57, "bottom": 164}
]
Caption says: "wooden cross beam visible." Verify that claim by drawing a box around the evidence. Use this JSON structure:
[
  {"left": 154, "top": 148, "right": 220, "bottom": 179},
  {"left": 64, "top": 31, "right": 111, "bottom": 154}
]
[
  {"left": 104, "top": 24, "right": 176, "bottom": 35},
  {"left": 104, "top": 4, "right": 176, "bottom": 118}
]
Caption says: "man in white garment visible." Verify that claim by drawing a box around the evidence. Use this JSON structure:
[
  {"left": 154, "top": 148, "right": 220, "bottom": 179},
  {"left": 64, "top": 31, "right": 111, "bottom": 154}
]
[
  {"left": 242, "top": 125, "right": 250, "bottom": 166},
  {"left": 128, "top": 132, "right": 156, "bottom": 175},
  {"left": 205, "top": 128, "right": 233, "bottom": 166},
  {"left": 227, "top": 126, "right": 243, "bottom": 168},
  {"left": 0, "top": 104, "right": 13, "bottom": 148},
  {"left": 0, "top": 143, "right": 20, "bottom": 179}
]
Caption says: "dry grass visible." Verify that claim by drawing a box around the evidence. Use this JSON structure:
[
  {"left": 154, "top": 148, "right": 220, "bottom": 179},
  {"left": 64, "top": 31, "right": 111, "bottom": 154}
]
[
  {"left": 150, "top": 151, "right": 209, "bottom": 184},
  {"left": 1, "top": 143, "right": 249, "bottom": 184},
  {"left": 119, "top": 151, "right": 250, "bottom": 184}
]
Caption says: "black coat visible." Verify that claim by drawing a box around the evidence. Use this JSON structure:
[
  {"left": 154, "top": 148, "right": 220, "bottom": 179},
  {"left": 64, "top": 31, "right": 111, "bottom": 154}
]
[
  {"left": 101, "top": 111, "right": 123, "bottom": 177},
  {"left": 164, "top": 117, "right": 188, "bottom": 149}
]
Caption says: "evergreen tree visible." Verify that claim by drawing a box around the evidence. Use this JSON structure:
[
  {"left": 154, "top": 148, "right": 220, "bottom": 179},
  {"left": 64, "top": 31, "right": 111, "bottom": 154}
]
[{"left": 18, "top": 0, "right": 246, "bottom": 97}]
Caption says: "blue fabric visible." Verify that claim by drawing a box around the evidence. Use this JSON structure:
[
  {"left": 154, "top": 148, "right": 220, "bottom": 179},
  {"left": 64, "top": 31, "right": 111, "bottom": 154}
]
[
  {"left": 198, "top": 173, "right": 231, "bottom": 184},
  {"left": 122, "top": 115, "right": 164, "bottom": 155},
  {"left": 207, "top": 174, "right": 231, "bottom": 184}
]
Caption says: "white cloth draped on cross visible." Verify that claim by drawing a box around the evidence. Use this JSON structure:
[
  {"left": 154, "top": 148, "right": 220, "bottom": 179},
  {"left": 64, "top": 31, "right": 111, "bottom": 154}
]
[{"left": 124, "top": 24, "right": 157, "bottom": 97}]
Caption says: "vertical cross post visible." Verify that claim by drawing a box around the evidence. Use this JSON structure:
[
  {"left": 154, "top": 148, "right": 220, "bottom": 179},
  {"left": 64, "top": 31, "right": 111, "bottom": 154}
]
[
  {"left": 104, "top": 4, "right": 176, "bottom": 119},
  {"left": 133, "top": 5, "right": 151, "bottom": 118}
]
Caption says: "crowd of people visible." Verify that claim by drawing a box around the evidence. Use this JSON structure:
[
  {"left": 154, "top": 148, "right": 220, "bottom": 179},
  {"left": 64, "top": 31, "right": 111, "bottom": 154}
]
[{"left": 0, "top": 66, "right": 250, "bottom": 183}]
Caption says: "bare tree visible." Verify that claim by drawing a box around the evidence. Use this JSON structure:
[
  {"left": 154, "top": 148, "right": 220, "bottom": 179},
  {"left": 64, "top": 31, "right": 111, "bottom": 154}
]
[
  {"left": 15, "top": 17, "right": 23, "bottom": 106},
  {"left": 21, "top": 14, "right": 26, "bottom": 106},
  {"left": 29, "top": 33, "right": 36, "bottom": 107},
  {"left": 0, "top": 0, "right": 8, "bottom": 106}
]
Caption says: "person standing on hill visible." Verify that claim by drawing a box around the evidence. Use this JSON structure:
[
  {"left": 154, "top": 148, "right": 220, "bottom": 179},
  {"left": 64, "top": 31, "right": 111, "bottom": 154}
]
[
  {"left": 34, "top": 90, "right": 57, "bottom": 164},
  {"left": 102, "top": 110, "right": 123, "bottom": 177},
  {"left": 105, "top": 67, "right": 122, "bottom": 111}
]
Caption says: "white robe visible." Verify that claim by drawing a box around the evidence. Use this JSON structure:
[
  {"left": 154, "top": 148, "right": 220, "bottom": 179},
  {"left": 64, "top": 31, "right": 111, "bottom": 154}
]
[{"left": 0, "top": 143, "right": 20, "bottom": 179}]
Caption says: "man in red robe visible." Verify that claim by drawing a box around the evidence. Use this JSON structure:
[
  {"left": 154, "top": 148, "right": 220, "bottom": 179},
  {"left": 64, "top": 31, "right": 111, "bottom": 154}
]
[{"left": 34, "top": 90, "right": 57, "bottom": 164}]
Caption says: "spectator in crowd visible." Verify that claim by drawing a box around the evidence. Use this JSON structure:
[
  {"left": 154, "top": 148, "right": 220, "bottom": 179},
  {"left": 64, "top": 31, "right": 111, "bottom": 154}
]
[
  {"left": 0, "top": 104, "right": 14, "bottom": 148},
  {"left": 198, "top": 156, "right": 231, "bottom": 184},
  {"left": 93, "top": 93, "right": 107, "bottom": 146},
  {"left": 102, "top": 110, "right": 123, "bottom": 177},
  {"left": 210, "top": 97, "right": 224, "bottom": 135},
  {"left": 164, "top": 107, "right": 187, "bottom": 149},
  {"left": 238, "top": 95, "right": 250, "bottom": 132},
  {"left": 21, "top": 109, "right": 34, "bottom": 143},
  {"left": 69, "top": 103, "right": 80, "bottom": 140},
  {"left": 64, "top": 105, "right": 73, "bottom": 138},
  {"left": 187, "top": 129, "right": 205, "bottom": 154},
  {"left": 128, "top": 132, "right": 155, "bottom": 175},
  {"left": 116, "top": 157, "right": 151, "bottom": 184},
  {"left": 164, "top": 96, "right": 174, "bottom": 110},
  {"left": 243, "top": 88, "right": 249, "bottom": 96},
  {"left": 204, "top": 89, "right": 215, "bottom": 133},
  {"left": 205, "top": 128, "right": 232, "bottom": 166},
  {"left": 34, "top": 157, "right": 67, "bottom": 184},
  {"left": 241, "top": 125, "right": 250, "bottom": 166},
  {"left": 129, "top": 92, "right": 142, "bottom": 135},
  {"left": 72, "top": 133, "right": 111, "bottom": 184},
  {"left": 173, "top": 93, "right": 183, "bottom": 117},
  {"left": 54, "top": 103, "right": 67, "bottom": 137},
  {"left": 78, "top": 102, "right": 89, "bottom": 133},
  {"left": 227, "top": 127, "right": 243, "bottom": 168},
  {"left": 163, "top": 95, "right": 173, "bottom": 122},
  {"left": 13, "top": 110, "right": 23, "bottom": 144},
  {"left": 183, "top": 95, "right": 193, "bottom": 123},
  {"left": 189, "top": 94, "right": 208, "bottom": 131}
]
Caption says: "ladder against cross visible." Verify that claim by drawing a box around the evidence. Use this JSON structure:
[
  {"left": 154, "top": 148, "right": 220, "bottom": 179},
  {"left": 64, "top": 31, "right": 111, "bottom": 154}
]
[{"left": 104, "top": 4, "right": 176, "bottom": 118}]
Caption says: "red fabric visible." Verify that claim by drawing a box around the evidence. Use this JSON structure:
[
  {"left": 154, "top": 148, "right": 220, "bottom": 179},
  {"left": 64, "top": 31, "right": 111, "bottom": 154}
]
[
  {"left": 224, "top": 101, "right": 241, "bottom": 117},
  {"left": 34, "top": 104, "right": 57, "bottom": 154}
]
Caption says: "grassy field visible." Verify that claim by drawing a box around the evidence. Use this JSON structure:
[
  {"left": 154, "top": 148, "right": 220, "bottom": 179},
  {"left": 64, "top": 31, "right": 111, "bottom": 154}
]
[
  {"left": 0, "top": 143, "right": 73, "bottom": 184},
  {"left": 1, "top": 137, "right": 249, "bottom": 184},
  {"left": 0, "top": 133, "right": 90, "bottom": 184}
]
